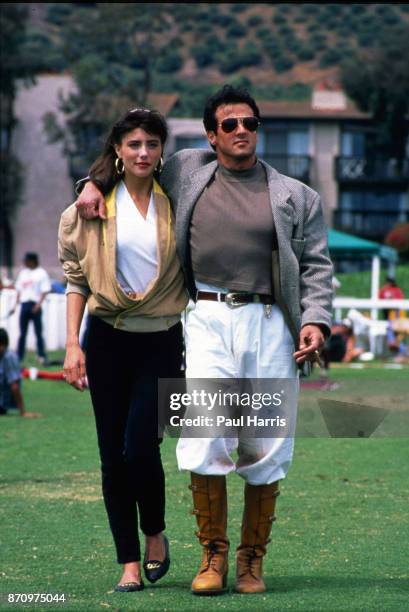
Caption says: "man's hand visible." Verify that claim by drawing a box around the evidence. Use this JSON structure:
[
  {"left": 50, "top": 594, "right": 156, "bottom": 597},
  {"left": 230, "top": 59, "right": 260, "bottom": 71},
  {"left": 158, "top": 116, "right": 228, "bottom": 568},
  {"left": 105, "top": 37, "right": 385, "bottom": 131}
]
[
  {"left": 32, "top": 303, "right": 41, "bottom": 314},
  {"left": 76, "top": 182, "right": 107, "bottom": 220},
  {"left": 293, "top": 324, "right": 325, "bottom": 365},
  {"left": 64, "top": 344, "right": 87, "bottom": 391},
  {"left": 21, "top": 411, "right": 42, "bottom": 418}
]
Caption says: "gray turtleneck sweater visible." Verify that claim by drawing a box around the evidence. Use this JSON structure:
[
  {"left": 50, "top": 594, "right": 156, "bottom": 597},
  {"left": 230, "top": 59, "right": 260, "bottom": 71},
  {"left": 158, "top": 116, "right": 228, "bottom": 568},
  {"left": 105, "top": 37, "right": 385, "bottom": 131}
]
[{"left": 189, "top": 161, "right": 274, "bottom": 294}]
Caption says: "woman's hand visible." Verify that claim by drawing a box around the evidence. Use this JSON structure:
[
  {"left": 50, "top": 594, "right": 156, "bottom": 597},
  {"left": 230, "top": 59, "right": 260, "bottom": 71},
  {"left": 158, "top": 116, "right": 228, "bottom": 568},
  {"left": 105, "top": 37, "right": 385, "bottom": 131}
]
[{"left": 64, "top": 343, "right": 87, "bottom": 391}]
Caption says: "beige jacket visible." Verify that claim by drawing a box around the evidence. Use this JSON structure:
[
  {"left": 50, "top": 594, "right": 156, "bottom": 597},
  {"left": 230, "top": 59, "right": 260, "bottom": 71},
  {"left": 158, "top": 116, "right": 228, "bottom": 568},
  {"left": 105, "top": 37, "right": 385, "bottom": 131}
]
[{"left": 58, "top": 180, "right": 188, "bottom": 332}]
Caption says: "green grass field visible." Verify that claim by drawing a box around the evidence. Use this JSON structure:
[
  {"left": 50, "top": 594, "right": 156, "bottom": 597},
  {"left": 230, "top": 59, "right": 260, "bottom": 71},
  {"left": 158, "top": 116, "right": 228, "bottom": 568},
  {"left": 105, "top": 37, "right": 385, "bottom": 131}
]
[
  {"left": 1, "top": 362, "right": 408, "bottom": 611},
  {"left": 336, "top": 264, "right": 409, "bottom": 298}
]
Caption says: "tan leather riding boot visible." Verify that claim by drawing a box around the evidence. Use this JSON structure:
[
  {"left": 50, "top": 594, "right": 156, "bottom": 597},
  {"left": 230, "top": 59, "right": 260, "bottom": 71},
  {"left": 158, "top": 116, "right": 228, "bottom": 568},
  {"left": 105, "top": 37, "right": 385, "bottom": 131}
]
[
  {"left": 189, "top": 473, "right": 229, "bottom": 595},
  {"left": 235, "top": 481, "right": 280, "bottom": 594}
]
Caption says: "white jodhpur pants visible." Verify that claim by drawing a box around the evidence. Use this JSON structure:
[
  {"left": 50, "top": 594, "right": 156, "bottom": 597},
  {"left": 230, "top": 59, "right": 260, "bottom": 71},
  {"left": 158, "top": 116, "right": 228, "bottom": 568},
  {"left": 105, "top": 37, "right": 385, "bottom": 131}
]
[{"left": 176, "top": 287, "right": 299, "bottom": 485}]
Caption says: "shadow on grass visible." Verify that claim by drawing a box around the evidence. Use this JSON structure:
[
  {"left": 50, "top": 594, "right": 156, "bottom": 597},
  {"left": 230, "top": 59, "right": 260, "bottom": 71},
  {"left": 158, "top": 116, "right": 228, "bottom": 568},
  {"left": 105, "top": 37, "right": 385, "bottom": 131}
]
[
  {"left": 264, "top": 574, "right": 409, "bottom": 594},
  {"left": 127, "top": 574, "right": 408, "bottom": 595}
]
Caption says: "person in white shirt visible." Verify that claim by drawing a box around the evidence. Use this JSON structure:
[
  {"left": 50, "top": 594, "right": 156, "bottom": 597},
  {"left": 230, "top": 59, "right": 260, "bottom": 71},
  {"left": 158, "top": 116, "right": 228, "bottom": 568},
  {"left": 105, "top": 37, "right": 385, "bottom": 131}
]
[{"left": 11, "top": 252, "right": 51, "bottom": 364}]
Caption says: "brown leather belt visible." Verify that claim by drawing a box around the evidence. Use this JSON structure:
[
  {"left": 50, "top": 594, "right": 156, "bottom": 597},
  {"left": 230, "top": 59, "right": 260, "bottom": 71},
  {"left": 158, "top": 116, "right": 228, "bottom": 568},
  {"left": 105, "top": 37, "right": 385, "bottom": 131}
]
[{"left": 196, "top": 291, "right": 275, "bottom": 308}]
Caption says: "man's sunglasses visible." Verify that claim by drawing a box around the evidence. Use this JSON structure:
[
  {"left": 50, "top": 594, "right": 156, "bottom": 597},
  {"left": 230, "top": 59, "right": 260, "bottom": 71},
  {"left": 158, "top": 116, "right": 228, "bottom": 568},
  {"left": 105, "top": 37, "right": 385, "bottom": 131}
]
[{"left": 218, "top": 116, "right": 260, "bottom": 133}]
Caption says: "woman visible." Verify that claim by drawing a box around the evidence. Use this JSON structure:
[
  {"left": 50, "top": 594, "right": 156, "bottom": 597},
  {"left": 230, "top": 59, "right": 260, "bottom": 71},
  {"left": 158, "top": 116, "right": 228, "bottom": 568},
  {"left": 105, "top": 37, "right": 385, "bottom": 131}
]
[{"left": 58, "top": 109, "right": 188, "bottom": 591}]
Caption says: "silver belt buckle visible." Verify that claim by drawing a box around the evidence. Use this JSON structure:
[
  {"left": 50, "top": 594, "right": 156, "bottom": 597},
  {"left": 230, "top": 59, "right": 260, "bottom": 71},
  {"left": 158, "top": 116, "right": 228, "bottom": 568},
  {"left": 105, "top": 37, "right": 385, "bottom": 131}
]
[{"left": 225, "top": 292, "right": 247, "bottom": 308}]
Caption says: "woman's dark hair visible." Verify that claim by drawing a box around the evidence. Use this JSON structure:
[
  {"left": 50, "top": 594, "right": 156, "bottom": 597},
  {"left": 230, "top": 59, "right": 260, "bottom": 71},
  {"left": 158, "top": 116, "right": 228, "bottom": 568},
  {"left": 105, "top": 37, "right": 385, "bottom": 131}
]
[
  {"left": 203, "top": 85, "right": 260, "bottom": 133},
  {"left": 0, "top": 328, "right": 9, "bottom": 348},
  {"left": 89, "top": 108, "right": 168, "bottom": 194}
]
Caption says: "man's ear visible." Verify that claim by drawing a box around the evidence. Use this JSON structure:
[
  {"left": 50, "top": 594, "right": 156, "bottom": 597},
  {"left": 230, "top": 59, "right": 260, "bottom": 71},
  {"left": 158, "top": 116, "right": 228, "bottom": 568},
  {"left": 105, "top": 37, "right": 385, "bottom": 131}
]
[{"left": 207, "top": 130, "right": 217, "bottom": 148}]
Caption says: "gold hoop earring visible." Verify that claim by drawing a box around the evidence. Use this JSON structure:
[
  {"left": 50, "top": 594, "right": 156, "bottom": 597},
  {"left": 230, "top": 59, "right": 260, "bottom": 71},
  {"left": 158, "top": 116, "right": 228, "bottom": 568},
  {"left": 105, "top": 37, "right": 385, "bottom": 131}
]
[
  {"left": 156, "top": 157, "right": 164, "bottom": 173},
  {"left": 115, "top": 157, "right": 124, "bottom": 175}
]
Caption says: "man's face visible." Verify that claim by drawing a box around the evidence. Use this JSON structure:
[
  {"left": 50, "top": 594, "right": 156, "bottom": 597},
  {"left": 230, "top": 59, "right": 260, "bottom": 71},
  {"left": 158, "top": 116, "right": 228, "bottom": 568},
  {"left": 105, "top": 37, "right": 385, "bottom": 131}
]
[{"left": 207, "top": 103, "right": 258, "bottom": 165}]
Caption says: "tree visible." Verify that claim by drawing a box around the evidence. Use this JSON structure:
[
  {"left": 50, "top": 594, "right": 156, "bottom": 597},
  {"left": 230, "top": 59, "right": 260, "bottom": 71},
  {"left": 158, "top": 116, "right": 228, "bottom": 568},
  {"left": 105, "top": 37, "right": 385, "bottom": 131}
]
[
  {"left": 44, "top": 4, "right": 179, "bottom": 176},
  {"left": 0, "top": 3, "right": 39, "bottom": 268},
  {"left": 385, "top": 224, "right": 409, "bottom": 262},
  {"left": 340, "top": 29, "right": 409, "bottom": 165}
]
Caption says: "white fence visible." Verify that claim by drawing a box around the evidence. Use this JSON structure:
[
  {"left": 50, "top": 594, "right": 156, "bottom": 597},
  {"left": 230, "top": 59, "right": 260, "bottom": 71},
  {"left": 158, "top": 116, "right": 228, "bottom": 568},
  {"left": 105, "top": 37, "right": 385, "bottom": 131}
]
[
  {"left": 1, "top": 288, "right": 409, "bottom": 355},
  {"left": 0, "top": 289, "right": 87, "bottom": 353}
]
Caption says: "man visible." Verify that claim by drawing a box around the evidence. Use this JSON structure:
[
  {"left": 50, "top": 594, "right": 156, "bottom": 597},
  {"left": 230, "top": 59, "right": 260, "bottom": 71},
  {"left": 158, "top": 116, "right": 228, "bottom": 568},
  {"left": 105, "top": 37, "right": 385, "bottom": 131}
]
[
  {"left": 75, "top": 85, "right": 333, "bottom": 595},
  {"left": 0, "top": 328, "right": 40, "bottom": 418},
  {"left": 11, "top": 252, "right": 51, "bottom": 364},
  {"left": 378, "top": 276, "right": 405, "bottom": 320}
]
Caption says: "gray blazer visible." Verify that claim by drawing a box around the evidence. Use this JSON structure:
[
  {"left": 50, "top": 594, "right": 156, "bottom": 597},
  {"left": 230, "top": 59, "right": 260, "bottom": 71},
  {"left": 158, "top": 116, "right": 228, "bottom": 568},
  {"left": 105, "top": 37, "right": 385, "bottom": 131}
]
[{"left": 161, "top": 149, "right": 333, "bottom": 345}]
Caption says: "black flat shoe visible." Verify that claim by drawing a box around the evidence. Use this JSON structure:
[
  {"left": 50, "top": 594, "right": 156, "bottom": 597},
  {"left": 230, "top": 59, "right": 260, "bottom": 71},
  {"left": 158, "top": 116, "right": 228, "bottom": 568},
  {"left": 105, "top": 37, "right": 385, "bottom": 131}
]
[
  {"left": 143, "top": 535, "right": 170, "bottom": 583},
  {"left": 115, "top": 580, "right": 145, "bottom": 592}
]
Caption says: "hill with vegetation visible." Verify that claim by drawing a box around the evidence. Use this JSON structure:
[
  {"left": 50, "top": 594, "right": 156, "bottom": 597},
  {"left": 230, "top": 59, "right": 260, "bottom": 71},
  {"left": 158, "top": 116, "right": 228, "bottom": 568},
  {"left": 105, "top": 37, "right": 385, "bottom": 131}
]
[{"left": 23, "top": 2, "right": 409, "bottom": 114}]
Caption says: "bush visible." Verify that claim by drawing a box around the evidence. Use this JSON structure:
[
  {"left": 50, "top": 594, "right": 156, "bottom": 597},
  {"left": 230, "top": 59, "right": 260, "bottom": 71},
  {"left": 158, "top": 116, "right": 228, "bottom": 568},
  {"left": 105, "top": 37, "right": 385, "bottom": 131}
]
[
  {"left": 192, "top": 45, "right": 214, "bottom": 68},
  {"left": 296, "top": 44, "right": 315, "bottom": 61},
  {"left": 319, "top": 47, "right": 342, "bottom": 67},
  {"left": 299, "top": 4, "right": 320, "bottom": 14},
  {"left": 256, "top": 27, "right": 272, "bottom": 41},
  {"left": 358, "top": 13, "right": 378, "bottom": 28},
  {"left": 334, "top": 23, "right": 353, "bottom": 38},
  {"left": 226, "top": 21, "right": 246, "bottom": 37},
  {"left": 263, "top": 37, "right": 281, "bottom": 53},
  {"left": 383, "top": 11, "right": 400, "bottom": 26},
  {"left": 240, "top": 43, "right": 262, "bottom": 67},
  {"left": 325, "top": 4, "right": 344, "bottom": 16},
  {"left": 356, "top": 31, "right": 374, "bottom": 48},
  {"left": 196, "top": 22, "right": 212, "bottom": 34},
  {"left": 156, "top": 50, "right": 183, "bottom": 73},
  {"left": 47, "top": 3, "right": 75, "bottom": 25},
  {"left": 204, "top": 35, "right": 227, "bottom": 54},
  {"left": 325, "top": 17, "right": 341, "bottom": 30},
  {"left": 170, "top": 36, "right": 183, "bottom": 48},
  {"left": 219, "top": 45, "right": 261, "bottom": 73},
  {"left": 247, "top": 14, "right": 263, "bottom": 27},
  {"left": 385, "top": 224, "right": 409, "bottom": 260},
  {"left": 277, "top": 24, "right": 293, "bottom": 37},
  {"left": 310, "top": 34, "right": 328, "bottom": 52},
  {"left": 231, "top": 3, "right": 248, "bottom": 13},
  {"left": 284, "top": 36, "right": 302, "bottom": 54},
  {"left": 213, "top": 13, "right": 235, "bottom": 27},
  {"left": 273, "top": 13, "right": 287, "bottom": 25},
  {"left": 196, "top": 10, "right": 211, "bottom": 22},
  {"left": 219, "top": 50, "right": 243, "bottom": 73},
  {"left": 348, "top": 4, "right": 366, "bottom": 14},
  {"left": 273, "top": 55, "right": 294, "bottom": 73}
]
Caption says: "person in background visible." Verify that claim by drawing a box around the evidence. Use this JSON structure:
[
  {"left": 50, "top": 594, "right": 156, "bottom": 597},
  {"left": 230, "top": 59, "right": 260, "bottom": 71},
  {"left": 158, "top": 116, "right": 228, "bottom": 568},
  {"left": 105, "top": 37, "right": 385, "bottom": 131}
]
[
  {"left": 378, "top": 276, "right": 405, "bottom": 320},
  {"left": 0, "top": 328, "right": 40, "bottom": 418},
  {"left": 10, "top": 252, "right": 51, "bottom": 365}
]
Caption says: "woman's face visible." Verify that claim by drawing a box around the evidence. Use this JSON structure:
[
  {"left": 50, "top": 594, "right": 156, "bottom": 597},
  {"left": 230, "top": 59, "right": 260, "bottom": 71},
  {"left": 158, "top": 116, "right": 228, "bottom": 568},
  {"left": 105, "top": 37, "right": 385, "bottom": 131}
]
[{"left": 115, "top": 127, "right": 162, "bottom": 179}]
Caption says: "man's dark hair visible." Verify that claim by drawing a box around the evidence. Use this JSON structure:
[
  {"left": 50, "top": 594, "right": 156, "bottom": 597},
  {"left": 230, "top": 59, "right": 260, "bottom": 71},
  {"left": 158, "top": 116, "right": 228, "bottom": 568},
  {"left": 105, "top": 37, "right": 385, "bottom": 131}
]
[
  {"left": 24, "top": 252, "right": 39, "bottom": 266},
  {"left": 0, "top": 328, "right": 9, "bottom": 348},
  {"left": 203, "top": 84, "right": 261, "bottom": 133}
]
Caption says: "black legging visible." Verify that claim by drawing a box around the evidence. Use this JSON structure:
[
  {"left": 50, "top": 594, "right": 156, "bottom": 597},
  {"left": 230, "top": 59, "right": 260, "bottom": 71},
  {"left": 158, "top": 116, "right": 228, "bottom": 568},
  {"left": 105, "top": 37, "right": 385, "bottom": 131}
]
[{"left": 85, "top": 315, "right": 184, "bottom": 563}]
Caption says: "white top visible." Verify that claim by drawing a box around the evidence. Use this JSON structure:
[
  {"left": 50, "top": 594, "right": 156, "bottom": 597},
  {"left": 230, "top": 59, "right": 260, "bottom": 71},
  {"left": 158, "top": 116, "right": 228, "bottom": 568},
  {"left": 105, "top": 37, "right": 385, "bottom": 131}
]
[
  {"left": 15, "top": 266, "right": 51, "bottom": 303},
  {"left": 116, "top": 181, "right": 158, "bottom": 294}
]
